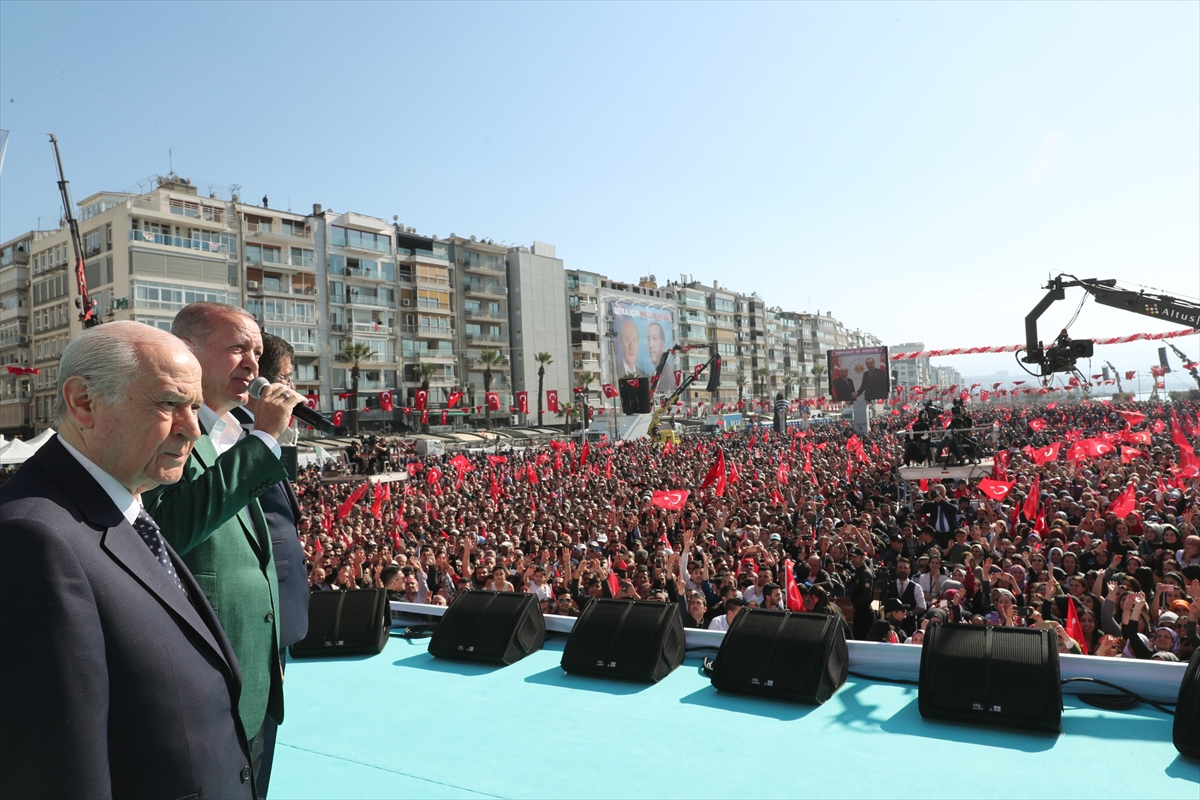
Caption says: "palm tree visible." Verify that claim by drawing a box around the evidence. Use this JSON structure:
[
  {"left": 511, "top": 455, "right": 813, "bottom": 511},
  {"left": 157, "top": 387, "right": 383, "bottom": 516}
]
[
  {"left": 478, "top": 349, "right": 506, "bottom": 430},
  {"left": 414, "top": 361, "right": 437, "bottom": 433},
  {"left": 735, "top": 371, "right": 747, "bottom": 402},
  {"left": 577, "top": 370, "right": 596, "bottom": 430},
  {"left": 783, "top": 375, "right": 796, "bottom": 399},
  {"left": 336, "top": 342, "right": 375, "bottom": 437},
  {"left": 558, "top": 401, "right": 578, "bottom": 437},
  {"left": 534, "top": 351, "right": 553, "bottom": 426},
  {"left": 753, "top": 367, "right": 770, "bottom": 401},
  {"left": 810, "top": 364, "right": 826, "bottom": 397}
]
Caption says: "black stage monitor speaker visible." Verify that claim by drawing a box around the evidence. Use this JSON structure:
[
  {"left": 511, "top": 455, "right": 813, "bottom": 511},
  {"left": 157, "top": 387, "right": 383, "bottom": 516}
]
[
  {"left": 1174, "top": 648, "right": 1200, "bottom": 760},
  {"left": 710, "top": 608, "right": 848, "bottom": 704},
  {"left": 428, "top": 590, "right": 545, "bottom": 665},
  {"left": 705, "top": 356, "right": 722, "bottom": 393},
  {"left": 919, "top": 623, "right": 1061, "bottom": 733},
  {"left": 561, "top": 599, "right": 685, "bottom": 682},
  {"left": 618, "top": 378, "right": 651, "bottom": 414},
  {"left": 290, "top": 588, "right": 390, "bottom": 658}
]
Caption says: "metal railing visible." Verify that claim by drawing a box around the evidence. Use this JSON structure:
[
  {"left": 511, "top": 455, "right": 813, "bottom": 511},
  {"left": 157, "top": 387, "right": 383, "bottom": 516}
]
[{"left": 129, "top": 230, "right": 229, "bottom": 255}]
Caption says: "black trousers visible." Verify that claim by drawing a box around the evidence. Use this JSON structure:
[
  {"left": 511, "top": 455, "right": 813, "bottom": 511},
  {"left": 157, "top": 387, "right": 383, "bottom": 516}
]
[{"left": 253, "top": 649, "right": 286, "bottom": 798}]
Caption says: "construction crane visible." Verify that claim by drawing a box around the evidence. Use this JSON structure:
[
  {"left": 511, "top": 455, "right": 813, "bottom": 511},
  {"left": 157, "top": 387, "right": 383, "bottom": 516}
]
[
  {"left": 50, "top": 134, "right": 100, "bottom": 327},
  {"left": 1020, "top": 275, "right": 1198, "bottom": 378},
  {"left": 1105, "top": 360, "right": 1123, "bottom": 393},
  {"left": 647, "top": 345, "right": 720, "bottom": 445},
  {"left": 1165, "top": 342, "right": 1200, "bottom": 391}
]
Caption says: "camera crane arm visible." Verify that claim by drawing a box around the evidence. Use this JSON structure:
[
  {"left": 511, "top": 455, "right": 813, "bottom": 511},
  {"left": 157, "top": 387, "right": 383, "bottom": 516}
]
[
  {"left": 1022, "top": 275, "right": 1199, "bottom": 375},
  {"left": 50, "top": 134, "right": 99, "bottom": 328}
]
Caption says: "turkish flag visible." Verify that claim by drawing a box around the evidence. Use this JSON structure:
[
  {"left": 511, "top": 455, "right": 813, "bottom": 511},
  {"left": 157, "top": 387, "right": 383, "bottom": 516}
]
[
  {"left": 415, "top": 389, "right": 428, "bottom": 410},
  {"left": 727, "top": 462, "right": 740, "bottom": 485},
  {"left": 1110, "top": 481, "right": 1137, "bottom": 519},
  {"left": 674, "top": 370, "right": 683, "bottom": 386},
  {"left": 379, "top": 390, "right": 394, "bottom": 412},
  {"left": 701, "top": 448, "right": 726, "bottom": 497},
  {"left": 426, "top": 466, "right": 443, "bottom": 486},
  {"left": 783, "top": 559, "right": 805, "bottom": 612},
  {"left": 515, "top": 391, "right": 528, "bottom": 413},
  {"left": 602, "top": 383, "right": 618, "bottom": 398},
  {"left": 977, "top": 478, "right": 1015, "bottom": 501},
  {"left": 650, "top": 490, "right": 689, "bottom": 511},
  {"left": 370, "top": 481, "right": 385, "bottom": 519},
  {"left": 303, "top": 394, "right": 319, "bottom": 410},
  {"left": 406, "top": 462, "right": 423, "bottom": 475},
  {"left": 1031, "top": 442, "right": 1061, "bottom": 465},
  {"left": 691, "top": 364, "right": 703, "bottom": 380},
  {"left": 1151, "top": 365, "right": 1166, "bottom": 378},
  {"left": 487, "top": 454, "right": 507, "bottom": 466},
  {"left": 1121, "top": 447, "right": 1147, "bottom": 463},
  {"left": 332, "top": 410, "right": 345, "bottom": 428},
  {"left": 605, "top": 457, "right": 613, "bottom": 479},
  {"left": 546, "top": 390, "right": 559, "bottom": 413},
  {"left": 1125, "top": 370, "right": 1136, "bottom": 380},
  {"left": 771, "top": 487, "right": 785, "bottom": 506},
  {"left": 447, "top": 391, "right": 463, "bottom": 408},
  {"left": 1028, "top": 418, "right": 1048, "bottom": 432},
  {"left": 441, "top": 410, "right": 448, "bottom": 425},
  {"left": 421, "top": 409, "right": 429, "bottom": 426},
  {"left": 336, "top": 481, "right": 369, "bottom": 520},
  {"left": 1065, "top": 597, "right": 1087, "bottom": 655},
  {"left": 1023, "top": 475, "right": 1040, "bottom": 521},
  {"left": 486, "top": 391, "right": 501, "bottom": 411},
  {"left": 579, "top": 441, "right": 590, "bottom": 466}
]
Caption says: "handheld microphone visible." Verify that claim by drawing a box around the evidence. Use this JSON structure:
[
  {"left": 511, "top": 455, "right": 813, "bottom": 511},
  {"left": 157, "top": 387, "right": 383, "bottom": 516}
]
[{"left": 248, "top": 377, "right": 336, "bottom": 434}]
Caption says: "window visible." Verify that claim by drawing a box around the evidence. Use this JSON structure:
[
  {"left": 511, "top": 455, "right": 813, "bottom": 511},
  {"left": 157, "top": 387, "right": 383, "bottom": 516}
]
[
  {"left": 290, "top": 247, "right": 314, "bottom": 267},
  {"left": 417, "top": 289, "right": 450, "bottom": 309},
  {"left": 281, "top": 219, "right": 308, "bottom": 237},
  {"left": 295, "top": 364, "right": 319, "bottom": 382},
  {"left": 331, "top": 225, "right": 391, "bottom": 254},
  {"left": 83, "top": 228, "right": 103, "bottom": 258},
  {"left": 416, "top": 264, "right": 449, "bottom": 285},
  {"left": 132, "top": 280, "right": 229, "bottom": 311},
  {"left": 245, "top": 243, "right": 281, "bottom": 263},
  {"left": 169, "top": 198, "right": 200, "bottom": 218}
]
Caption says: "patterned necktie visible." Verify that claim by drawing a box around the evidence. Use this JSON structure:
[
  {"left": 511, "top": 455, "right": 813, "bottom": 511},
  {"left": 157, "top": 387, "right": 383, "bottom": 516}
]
[{"left": 133, "top": 509, "right": 185, "bottom": 593}]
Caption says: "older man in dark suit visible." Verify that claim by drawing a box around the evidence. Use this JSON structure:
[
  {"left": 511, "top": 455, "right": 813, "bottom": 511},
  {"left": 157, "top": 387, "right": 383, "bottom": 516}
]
[{"left": 1, "top": 322, "right": 255, "bottom": 798}]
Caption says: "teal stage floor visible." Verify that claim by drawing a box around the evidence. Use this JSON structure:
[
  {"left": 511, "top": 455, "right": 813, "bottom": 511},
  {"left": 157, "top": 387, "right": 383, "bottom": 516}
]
[{"left": 271, "top": 636, "right": 1199, "bottom": 800}]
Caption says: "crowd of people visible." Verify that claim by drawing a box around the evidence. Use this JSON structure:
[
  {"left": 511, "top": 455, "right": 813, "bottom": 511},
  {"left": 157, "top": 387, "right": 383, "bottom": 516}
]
[{"left": 295, "top": 395, "right": 1200, "bottom": 661}]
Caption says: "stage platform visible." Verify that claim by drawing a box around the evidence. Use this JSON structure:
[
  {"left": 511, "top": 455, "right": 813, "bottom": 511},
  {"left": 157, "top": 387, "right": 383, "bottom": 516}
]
[
  {"left": 271, "top": 633, "right": 1198, "bottom": 800},
  {"left": 898, "top": 459, "right": 994, "bottom": 482}
]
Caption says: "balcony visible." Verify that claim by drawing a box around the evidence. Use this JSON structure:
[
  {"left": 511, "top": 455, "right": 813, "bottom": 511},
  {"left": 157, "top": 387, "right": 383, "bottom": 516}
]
[
  {"left": 463, "top": 281, "right": 506, "bottom": 297},
  {"left": 466, "top": 332, "right": 506, "bottom": 344},
  {"left": 459, "top": 258, "right": 505, "bottom": 274},
  {"left": 417, "top": 326, "right": 454, "bottom": 339},
  {"left": 129, "top": 229, "right": 229, "bottom": 256},
  {"left": 329, "top": 292, "right": 396, "bottom": 310},
  {"left": 250, "top": 223, "right": 311, "bottom": 241},
  {"left": 331, "top": 235, "right": 391, "bottom": 255},
  {"left": 332, "top": 321, "right": 393, "bottom": 336},
  {"left": 464, "top": 308, "right": 506, "bottom": 321}
]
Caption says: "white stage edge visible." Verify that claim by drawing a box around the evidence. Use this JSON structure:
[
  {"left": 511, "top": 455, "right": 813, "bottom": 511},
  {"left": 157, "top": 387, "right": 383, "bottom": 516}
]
[{"left": 390, "top": 601, "right": 1185, "bottom": 704}]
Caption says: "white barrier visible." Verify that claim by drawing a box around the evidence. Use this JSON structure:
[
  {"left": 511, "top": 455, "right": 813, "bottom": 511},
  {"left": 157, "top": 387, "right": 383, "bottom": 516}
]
[{"left": 389, "top": 601, "right": 1186, "bottom": 704}]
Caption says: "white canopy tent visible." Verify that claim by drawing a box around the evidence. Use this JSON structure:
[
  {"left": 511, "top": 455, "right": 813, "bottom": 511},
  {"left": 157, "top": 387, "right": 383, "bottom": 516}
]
[{"left": 0, "top": 427, "right": 54, "bottom": 465}]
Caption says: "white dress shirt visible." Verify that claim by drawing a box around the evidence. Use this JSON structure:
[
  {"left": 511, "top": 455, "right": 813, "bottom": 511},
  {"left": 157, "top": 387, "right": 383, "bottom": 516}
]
[
  {"left": 199, "top": 405, "right": 280, "bottom": 458},
  {"left": 58, "top": 436, "right": 140, "bottom": 524}
]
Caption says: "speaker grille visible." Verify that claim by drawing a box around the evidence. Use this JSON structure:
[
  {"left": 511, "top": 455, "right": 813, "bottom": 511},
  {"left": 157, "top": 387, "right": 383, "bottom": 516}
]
[
  {"left": 428, "top": 591, "right": 545, "bottom": 665},
  {"left": 711, "top": 610, "right": 847, "bottom": 704},
  {"left": 919, "top": 624, "right": 1061, "bottom": 732},
  {"left": 561, "top": 599, "right": 684, "bottom": 682}
]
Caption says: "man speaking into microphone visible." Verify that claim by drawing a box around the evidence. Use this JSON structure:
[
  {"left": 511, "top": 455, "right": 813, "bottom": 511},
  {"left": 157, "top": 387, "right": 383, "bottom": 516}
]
[{"left": 144, "top": 302, "right": 298, "bottom": 791}]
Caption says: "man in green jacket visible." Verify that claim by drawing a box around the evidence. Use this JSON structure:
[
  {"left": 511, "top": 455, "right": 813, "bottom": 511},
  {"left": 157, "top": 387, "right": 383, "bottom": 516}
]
[{"left": 144, "top": 302, "right": 299, "bottom": 787}]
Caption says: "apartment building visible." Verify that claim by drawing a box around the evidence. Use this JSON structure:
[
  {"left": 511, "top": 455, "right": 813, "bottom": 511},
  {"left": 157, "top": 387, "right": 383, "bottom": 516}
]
[
  {"left": 0, "top": 231, "right": 44, "bottom": 438},
  {"left": 891, "top": 341, "right": 932, "bottom": 388},
  {"left": 447, "top": 236, "right": 513, "bottom": 420},
  {"left": 510, "top": 243, "right": 571, "bottom": 417}
]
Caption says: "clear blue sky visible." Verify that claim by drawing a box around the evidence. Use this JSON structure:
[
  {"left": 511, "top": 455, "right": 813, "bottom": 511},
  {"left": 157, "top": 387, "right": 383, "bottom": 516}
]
[{"left": 1, "top": 1, "right": 1196, "bottom": 382}]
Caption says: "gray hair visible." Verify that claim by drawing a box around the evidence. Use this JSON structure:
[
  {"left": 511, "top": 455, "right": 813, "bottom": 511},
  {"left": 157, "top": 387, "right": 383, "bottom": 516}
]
[
  {"left": 54, "top": 321, "right": 174, "bottom": 423},
  {"left": 171, "top": 301, "right": 256, "bottom": 349}
]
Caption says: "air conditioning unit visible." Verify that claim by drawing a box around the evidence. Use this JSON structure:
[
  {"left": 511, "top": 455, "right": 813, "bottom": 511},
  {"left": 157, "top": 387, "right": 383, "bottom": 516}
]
[
  {"left": 574, "top": 360, "right": 582, "bottom": 368},
  {"left": 247, "top": 280, "right": 260, "bottom": 289},
  {"left": 402, "top": 299, "right": 412, "bottom": 306}
]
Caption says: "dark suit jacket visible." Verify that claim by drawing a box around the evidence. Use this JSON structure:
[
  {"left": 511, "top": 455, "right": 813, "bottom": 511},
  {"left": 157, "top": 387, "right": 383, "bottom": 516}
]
[
  {"left": 232, "top": 408, "right": 310, "bottom": 648},
  {"left": 144, "top": 429, "right": 288, "bottom": 740},
  {"left": 831, "top": 377, "right": 856, "bottom": 402},
  {"left": 861, "top": 368, "right": 890, "bottom": 401},
  {"left": 0, "top": 437, "right": 254, "bottom": 799}
]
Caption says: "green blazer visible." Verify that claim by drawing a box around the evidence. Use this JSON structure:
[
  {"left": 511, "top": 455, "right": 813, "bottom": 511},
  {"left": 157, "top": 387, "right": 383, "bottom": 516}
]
[{"left": 144, "top": 433, "right": 288, "bottom": 739}]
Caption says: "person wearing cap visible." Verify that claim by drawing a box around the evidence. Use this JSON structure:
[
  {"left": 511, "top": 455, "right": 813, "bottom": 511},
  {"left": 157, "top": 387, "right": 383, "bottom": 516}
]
[
  {"left": 881, "top": 598, "right": 911, "bottom": 642},
  {"left": 847, "top": 547, "right": 875, "bottom": 641}
]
